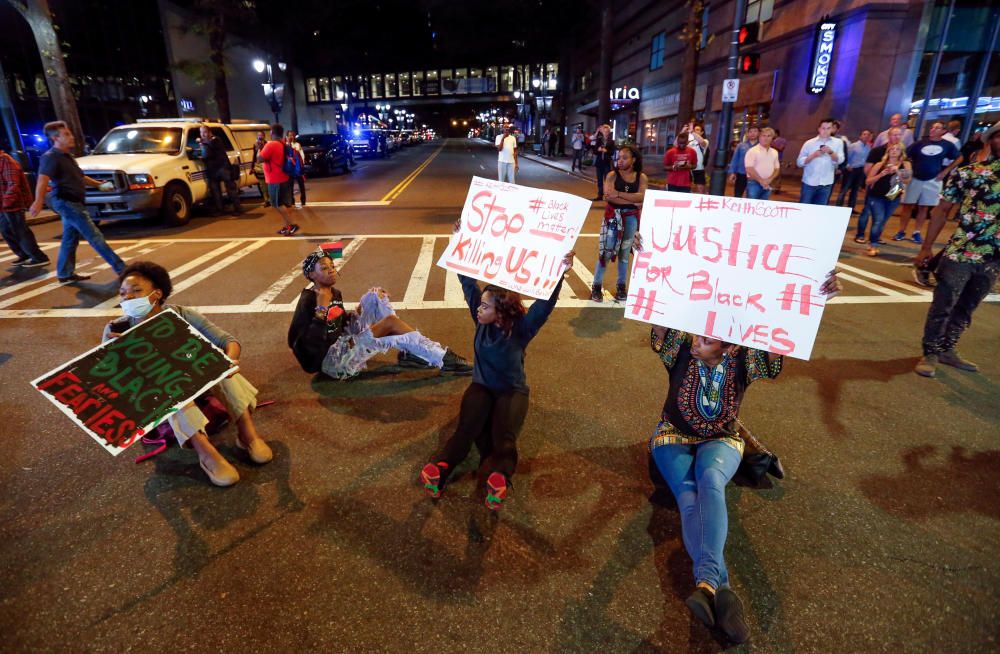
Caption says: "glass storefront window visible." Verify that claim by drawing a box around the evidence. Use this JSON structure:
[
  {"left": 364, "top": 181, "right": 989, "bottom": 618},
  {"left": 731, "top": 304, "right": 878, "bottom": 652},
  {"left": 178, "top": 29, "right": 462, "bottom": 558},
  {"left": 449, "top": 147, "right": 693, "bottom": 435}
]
[
  {"left": 318, "top": 77, "right": 331, "bottom": 102},
  {"left": 306, "top": 78, "right": 319, "bottom": 103},
  {"left": 412, "top": 71, "right": 424, "bottom": 96},
  {"left": 385, "top": 73, "right": 397, "bottom": 97},
  {"left": 399, "top": 72, "right": 411, "bottom": 96},
  {"left": 546, "top": 63, "right": 559, "bottom": 91}
]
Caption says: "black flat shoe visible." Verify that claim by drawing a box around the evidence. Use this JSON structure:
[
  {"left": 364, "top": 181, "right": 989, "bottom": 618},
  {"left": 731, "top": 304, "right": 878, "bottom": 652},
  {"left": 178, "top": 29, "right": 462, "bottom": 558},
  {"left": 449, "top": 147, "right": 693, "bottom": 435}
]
[
  {"left": 685, "top": 588, "right": 715, "bottom": 628},
  {"left": 715, "top": 588, "right": 750, "bottom": 644}
]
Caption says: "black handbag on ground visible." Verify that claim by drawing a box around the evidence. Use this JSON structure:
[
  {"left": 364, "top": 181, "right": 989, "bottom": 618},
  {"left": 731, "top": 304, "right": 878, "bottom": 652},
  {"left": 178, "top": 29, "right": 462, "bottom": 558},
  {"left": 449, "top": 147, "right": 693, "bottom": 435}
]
[{"left": 735, "top": 420, "right": 785, "bottom": 486}]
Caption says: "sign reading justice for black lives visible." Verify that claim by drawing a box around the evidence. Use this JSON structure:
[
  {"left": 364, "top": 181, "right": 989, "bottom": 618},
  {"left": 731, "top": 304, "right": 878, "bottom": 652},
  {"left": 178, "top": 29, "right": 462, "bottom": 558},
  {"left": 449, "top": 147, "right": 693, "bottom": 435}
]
[{"left": 31, "top": 309, "right": 236, "bottom": 456}]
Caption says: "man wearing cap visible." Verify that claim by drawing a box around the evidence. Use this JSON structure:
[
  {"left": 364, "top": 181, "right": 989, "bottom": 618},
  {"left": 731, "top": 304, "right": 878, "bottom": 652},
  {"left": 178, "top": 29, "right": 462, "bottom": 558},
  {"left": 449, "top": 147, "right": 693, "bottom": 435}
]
[{"left": 913, "top": 121, "right": 1000, "bottom": 378}]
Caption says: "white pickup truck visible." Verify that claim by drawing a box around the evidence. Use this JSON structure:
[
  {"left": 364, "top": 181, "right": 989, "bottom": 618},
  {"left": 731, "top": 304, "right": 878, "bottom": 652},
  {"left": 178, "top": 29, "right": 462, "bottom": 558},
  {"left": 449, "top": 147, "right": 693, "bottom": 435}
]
[{"left": 75, "top": 118, "right": 269, "bottom": 226}]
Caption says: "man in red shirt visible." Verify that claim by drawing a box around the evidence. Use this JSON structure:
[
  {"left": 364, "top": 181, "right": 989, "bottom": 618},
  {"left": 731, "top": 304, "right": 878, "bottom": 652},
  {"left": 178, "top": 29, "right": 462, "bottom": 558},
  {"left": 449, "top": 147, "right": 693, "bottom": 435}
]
[
  {"left": 663, "top": 132, "right": 695, "bottom": 192},
  {"left": 0, "top": 146, "right": 50, "bottom": 267},
  {"left": 256, "top": 123, "right": 297, "bottom": 235}
]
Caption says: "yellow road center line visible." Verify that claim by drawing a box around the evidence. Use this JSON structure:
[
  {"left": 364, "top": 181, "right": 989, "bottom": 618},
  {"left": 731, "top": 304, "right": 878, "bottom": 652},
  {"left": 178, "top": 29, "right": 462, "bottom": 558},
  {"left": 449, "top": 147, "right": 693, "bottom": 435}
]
[{"left": 380, "top": 143, "right": 446, "bottom": 203}]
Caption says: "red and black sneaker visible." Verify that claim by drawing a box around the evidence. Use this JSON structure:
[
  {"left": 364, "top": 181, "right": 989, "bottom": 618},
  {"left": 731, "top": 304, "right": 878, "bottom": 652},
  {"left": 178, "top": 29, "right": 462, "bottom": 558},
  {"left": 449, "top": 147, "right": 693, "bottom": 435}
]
[
  {"left": 420, "top": 461, "right": 448, "bottom": 498},
  {"left": 285, "top": 224, "right": 300, "bottom": 236},
  {"left": 276, "top": 225, "right": 290, "bottom": 235},
  {"left": 485, "top": 472, "right": 508, "bottom": 511}
]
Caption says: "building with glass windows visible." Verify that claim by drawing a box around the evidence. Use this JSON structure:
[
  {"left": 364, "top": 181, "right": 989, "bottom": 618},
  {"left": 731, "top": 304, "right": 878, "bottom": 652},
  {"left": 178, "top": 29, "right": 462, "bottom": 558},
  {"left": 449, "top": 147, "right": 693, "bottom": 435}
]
[{"left": 565, "top": 0, "right": 998, "bottom": 175}]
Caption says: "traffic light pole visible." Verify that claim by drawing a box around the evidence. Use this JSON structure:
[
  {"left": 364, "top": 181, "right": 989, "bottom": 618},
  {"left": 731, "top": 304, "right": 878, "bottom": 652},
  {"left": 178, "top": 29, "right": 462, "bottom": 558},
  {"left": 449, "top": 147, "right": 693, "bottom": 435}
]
[{"left": 709, "top": 0, "right": 747, "bottom": 196}]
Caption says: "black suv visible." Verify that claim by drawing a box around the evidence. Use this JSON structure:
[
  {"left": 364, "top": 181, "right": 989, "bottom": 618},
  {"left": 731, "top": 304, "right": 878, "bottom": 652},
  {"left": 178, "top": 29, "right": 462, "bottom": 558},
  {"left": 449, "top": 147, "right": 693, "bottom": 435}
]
[{"left": 297, "top": 133, "right": 353, "bottom": 176}]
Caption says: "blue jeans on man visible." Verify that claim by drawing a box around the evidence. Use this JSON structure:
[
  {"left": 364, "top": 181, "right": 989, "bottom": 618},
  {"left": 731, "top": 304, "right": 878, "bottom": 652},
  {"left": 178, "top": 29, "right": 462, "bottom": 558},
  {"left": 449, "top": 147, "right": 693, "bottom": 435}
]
[
  {"left": 497, "top": 162, "right": 516, "bottom": 184},
  {"left": 799, "top": 183, "right": 833, "bottom": 206},
  {"left": 652, "top": 440, "right": 743, "bottom": 590},
  {"left": 745, "top": 180, "right": 771, "bottom": 200},
  {"left": 51, "top": 197, "right": 125, "bottom": 279}
]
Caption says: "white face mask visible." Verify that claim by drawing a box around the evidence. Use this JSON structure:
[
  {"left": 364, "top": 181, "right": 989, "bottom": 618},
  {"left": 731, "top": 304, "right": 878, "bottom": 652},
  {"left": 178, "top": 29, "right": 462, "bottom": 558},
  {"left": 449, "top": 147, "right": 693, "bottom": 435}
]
[{"left": 120, "top": 292, "right": 156, "bottom": 319}]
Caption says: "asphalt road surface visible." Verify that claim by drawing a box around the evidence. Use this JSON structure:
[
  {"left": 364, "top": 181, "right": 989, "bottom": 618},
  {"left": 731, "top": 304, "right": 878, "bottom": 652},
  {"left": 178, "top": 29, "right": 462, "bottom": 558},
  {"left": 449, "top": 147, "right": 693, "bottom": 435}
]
[{"left": 2, "top": 140, "right": 998, "bottom": 653}]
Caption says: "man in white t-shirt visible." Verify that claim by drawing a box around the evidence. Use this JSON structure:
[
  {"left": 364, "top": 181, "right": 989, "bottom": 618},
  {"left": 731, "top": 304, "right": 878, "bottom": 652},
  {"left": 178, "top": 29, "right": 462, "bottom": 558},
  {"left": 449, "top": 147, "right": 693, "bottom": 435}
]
[{"left": 496, "top": 126, "right": 518, "bottom": 183}]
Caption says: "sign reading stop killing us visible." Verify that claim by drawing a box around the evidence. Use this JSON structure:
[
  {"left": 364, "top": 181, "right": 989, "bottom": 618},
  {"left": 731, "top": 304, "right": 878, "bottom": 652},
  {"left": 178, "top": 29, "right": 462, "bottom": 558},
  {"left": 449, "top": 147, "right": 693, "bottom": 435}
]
[
  {"left": 437, "top": 176, "right": 590, "bottom": 299},
  {"left": 625, "top": 191, "right": 850, "bottom": 360},
  {"left": 31, "top": 309, "right": 236, "bottom": 455}
]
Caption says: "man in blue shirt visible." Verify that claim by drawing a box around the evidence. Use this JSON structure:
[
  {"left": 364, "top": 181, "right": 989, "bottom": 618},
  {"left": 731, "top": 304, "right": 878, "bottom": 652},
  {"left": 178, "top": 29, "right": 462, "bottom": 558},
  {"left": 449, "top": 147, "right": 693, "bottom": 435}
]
[
  {"left": 726, "top": 125, "right": 758, "bottom": 198},
  {"left": 837, "top": 128, "right": 872, "bottom": 214},
  {"left": 893, "top": 121, "right": 961, "bottom": 244}
]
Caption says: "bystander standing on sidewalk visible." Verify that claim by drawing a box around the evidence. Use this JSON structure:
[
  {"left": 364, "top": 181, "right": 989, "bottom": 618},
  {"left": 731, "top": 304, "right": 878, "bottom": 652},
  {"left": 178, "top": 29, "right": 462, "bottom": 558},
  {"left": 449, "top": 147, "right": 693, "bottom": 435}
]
[
  {"left": 548, "top": 127, "right": 559, "bottom": 159},
  {"left": 570, "top": 126, "right": 586, "bottom": 172},
  {"left": 856, "top": 126, "right": 904, "bottom": 244},
  {"left": 253, "top": 131, "right": 270, "bottom": 207},
  {"left": 0, "top": 145, "right": 50, "bottom": 269},
  {"left": 771, "top": 129, "right": 787, "bottom": 193},
  {"left": 198, "top": 125, "right": 243, "bottom": 217},
  {"left": 913, "top": 121, "right": 999, "bottom": 378},
  {"left": 796, "top": 117, "right": 845, "bottom": 206},
  {"left": 663, "top": 133, "right": 695, "bottom": 192},
  {"left": 836, "top": 128, "right": 872, "bottom": 213},
  {"left": 496, "top": 126, "right": 518, "bottom": 183},
  {"left": 286, "top": 131, "right": 307, "bottom": 209},
  {"left": 873, "top": 112, "right": 915, "bottom": 148},
  {"left": 893, "top": 121, "right": 960, "bottom": 244},
  {"left": 28, "top": 121, "right": 125, "bottom": 284},
  {"left": 593, "top": 124, "right": 615, "bottom": 201},
  {"left": 860, "top": 142, "right": 910, "bottom": 257},
  {"left": 744, "top": 127, "right": 780, "bottom": 200},
  {"left": 726, "top": 126, "right": 758, "bottom": 198},
  {"left": 684, "top": 120, "right": 709, "bottom": 194},
  {"left": 257, "top": 123, "right": 298, "bottom": 235}
]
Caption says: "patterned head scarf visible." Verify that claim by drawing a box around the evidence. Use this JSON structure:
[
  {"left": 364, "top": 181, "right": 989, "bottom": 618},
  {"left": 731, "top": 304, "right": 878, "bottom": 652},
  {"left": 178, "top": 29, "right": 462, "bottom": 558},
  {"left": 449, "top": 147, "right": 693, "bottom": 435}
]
[{"left": 301, "top": 247, "right": 331, "bottom": 279}]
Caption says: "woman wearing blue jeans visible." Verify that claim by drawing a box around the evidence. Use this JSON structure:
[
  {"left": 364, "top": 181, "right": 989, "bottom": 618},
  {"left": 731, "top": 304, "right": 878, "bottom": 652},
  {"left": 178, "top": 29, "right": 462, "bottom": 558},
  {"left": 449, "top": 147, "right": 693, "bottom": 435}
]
[
  {"left": 591, "top": 145, "right": 647, "bottom": 302},
  {"left": 646, "top": 268, "right": 841, "bottom": 644},
  {"left": 858, "top": 143, "right": 910, "bottom": 256}
]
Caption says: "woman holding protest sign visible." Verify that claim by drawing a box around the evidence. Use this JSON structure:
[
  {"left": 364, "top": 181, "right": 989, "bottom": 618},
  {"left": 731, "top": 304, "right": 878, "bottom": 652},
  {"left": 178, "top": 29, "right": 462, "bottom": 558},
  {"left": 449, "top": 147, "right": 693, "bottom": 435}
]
[
  {"left": 644, "top": 268, "right": 840, "bottom": 644},
  {"left": 419, "top": 225, "right": 574, "bottom": 511},
  {"left": 591, "top": 144, "right": 647, "bottom": 303},
  {"left": 103, "top": 261, "right": 272, "bottom": 487},
  {"left": 288, "top": 246, "right": 472, "bottom": 379}
]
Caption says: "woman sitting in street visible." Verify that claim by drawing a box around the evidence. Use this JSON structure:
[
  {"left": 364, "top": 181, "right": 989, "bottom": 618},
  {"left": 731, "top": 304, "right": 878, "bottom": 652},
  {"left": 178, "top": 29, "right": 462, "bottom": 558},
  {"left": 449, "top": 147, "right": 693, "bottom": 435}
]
[
  {"left": 647, "top": 269, "right": 840, "bottom": 644},
  {"left": 288, "top": 247, "right": 472, "bottom": 379},
  {"left": 103, "top": 261, "right": 273, "bottom": 487}
]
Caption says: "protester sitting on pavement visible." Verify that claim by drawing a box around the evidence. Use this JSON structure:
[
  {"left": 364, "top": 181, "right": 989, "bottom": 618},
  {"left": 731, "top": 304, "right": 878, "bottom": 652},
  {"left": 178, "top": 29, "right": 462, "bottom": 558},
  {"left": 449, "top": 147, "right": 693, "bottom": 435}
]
[
  {"left": 288, "top": 246, "right": 472, "bottom": 379},
  {"left": 102, "top": 261, "right": 273, "bottom": 487},
  {"left": 420, "top": 240, "right": 575, "bottom": 511},
  {"left": 0, "top": 145, "right": 50, "bottom": 268},
  {"left": 726, "top": 125, "right": 758, "bottom": 198},
  {"left": 495, "top": 126, "right": 518, "bottom": 184},
  {"left": 893, "top": 121, "right": 961, "bottom": 244},
  {"left": 256, "top": 123, "right": 298, "bottom": 236},
  {"left": 913, "top": 121, "right": 1000, "bottom": 378},
  {"left": 860, "top": 143, "right": 911, "bottom": 257},
  {"left": 646, "top": 268, "right": 841, "bottom": 644},
  {"left": 591, "top": 144, "right": 647, "bottom": 303},
  {"left": 28, "top": 121, "right": 126, "bottom": 284},
  {"left": 198, "top": 125, "right": 243, "bottom": 217}
]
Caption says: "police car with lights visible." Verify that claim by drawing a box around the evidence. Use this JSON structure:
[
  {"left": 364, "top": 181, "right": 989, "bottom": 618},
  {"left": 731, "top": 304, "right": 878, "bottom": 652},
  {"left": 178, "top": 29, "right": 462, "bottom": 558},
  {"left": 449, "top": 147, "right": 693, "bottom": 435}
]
[{"left": 75, "top": 118, "right": 269, "bottom": 226}]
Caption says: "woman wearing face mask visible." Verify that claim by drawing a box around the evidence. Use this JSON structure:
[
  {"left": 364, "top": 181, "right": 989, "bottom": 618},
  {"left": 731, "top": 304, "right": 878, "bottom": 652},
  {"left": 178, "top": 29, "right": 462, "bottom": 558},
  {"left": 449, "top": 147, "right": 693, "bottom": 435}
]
[
  {"left": 419, "top": 227, "right": 574, "bottom": 511},
  {"left": 645, "top": 263, "right": 841, "bottom": 644},
  {"left": 103, "top": 261, "right": 272, "bottom": 487},
  {"left": 288, "top": 247, "right": 472, "bottom": 379}
]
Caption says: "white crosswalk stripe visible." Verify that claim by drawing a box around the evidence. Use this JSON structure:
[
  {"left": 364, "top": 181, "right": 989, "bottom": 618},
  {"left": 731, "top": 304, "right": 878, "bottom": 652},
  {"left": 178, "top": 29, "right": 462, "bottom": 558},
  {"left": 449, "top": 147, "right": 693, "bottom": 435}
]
[{"left": 0, "top": 233, "right": 996, "bottom": 318}]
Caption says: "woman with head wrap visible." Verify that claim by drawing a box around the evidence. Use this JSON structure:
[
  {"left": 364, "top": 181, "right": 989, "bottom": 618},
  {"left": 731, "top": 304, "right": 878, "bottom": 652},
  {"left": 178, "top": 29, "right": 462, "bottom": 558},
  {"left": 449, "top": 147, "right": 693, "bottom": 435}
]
[{"left": 288, "top": 246, "right": 472, "bottom": 379}]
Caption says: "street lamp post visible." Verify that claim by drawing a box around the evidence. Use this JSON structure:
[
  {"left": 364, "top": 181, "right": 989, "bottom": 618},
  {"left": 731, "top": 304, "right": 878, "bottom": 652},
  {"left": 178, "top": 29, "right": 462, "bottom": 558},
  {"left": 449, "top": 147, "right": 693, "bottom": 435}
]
[{"left": 253, "top": 58, "right": 285, "bottom": 124}]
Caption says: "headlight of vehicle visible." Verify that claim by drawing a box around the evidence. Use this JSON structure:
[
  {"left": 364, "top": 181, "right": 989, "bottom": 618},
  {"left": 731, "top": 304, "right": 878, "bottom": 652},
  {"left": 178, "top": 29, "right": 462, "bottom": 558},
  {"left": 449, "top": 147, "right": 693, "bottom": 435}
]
[{"left": 127, "top": 173, "right": 155, "bottom": 190}]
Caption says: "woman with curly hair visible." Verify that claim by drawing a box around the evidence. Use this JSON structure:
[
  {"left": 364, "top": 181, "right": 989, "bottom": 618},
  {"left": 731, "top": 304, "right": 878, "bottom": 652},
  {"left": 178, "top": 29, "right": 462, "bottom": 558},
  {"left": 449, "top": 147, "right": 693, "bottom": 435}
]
[
  {"left": 591, "top": 144, "right": 647, "bottom": 302},
  {"left": 103, "top": 261, "right": 272, "bottom": 487},
  {"left": 420, "top": 230, "right": 574, "bottom": 511}
]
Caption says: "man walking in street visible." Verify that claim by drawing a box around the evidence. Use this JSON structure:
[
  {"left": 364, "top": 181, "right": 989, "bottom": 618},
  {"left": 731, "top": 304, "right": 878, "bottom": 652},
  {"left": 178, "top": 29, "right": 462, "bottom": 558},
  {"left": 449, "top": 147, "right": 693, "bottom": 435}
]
[
  {"left": 1, "top": 145, "right": 49, "bottom": 268},
  {"left": 571, "top": 126, "right": 586, "bottom": 172},
  {"left": 726, "top": 125, "right": 758, "bottom": 198},
  {"left": 593, "top": 124, "right": 615, "bottom": 201},
  {"left": 28, "top": 121, "right": 124, "bottom": 284},
  {"left": 199, "top": 125, "right": 243, "bottom": 217},
  {"left": 495, "top": 126, "right": 518, "bottom": 183},
  {"left": 873, "top": 113, "right": 915, "bottom": 148},
  {"left": 256, "top": 123, "right": 298, "bottom": 235},
  {"left": 286, "top": 131, "right": 307, "bottom": 209},
  {"left": 893, "top": 121, "right": 960, "bottom": 244},
  {"left": 796, "top": 117, "right": 845, "bottom": 206},
  {"left": 836, "top": 128, "right": 872, "bottom": 212},
  {"left": 663, "top": 132, "right": 694, "bottom": 192},
  {"left": 744, "top": 127, "right": 781, "bottom": 200},
  {"left": 913, "top": 121, "right": 1000, "bottom": 378}
]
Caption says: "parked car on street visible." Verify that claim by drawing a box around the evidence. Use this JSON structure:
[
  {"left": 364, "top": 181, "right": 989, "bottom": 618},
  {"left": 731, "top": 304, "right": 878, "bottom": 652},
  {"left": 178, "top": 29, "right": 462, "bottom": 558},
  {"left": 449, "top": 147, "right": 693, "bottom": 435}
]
[
  {"left": 297, "top": 133, "right": 352, "bottom": 176},
  {"left": 349, "top": 128, "right": 391, "bottom": 158},
  {"left": 75, "top": 118, "right": 268, "bottom": 226}
]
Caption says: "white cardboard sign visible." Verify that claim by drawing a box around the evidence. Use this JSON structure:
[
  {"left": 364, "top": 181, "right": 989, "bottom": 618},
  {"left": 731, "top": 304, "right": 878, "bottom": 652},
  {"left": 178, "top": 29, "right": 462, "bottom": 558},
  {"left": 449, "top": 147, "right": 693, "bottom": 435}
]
[
  {"left": 437, "top": 176, "right": 590, "bottom": 299},
  {"left": 624, "top": 191, "right": 850, "bottom": 360}
]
